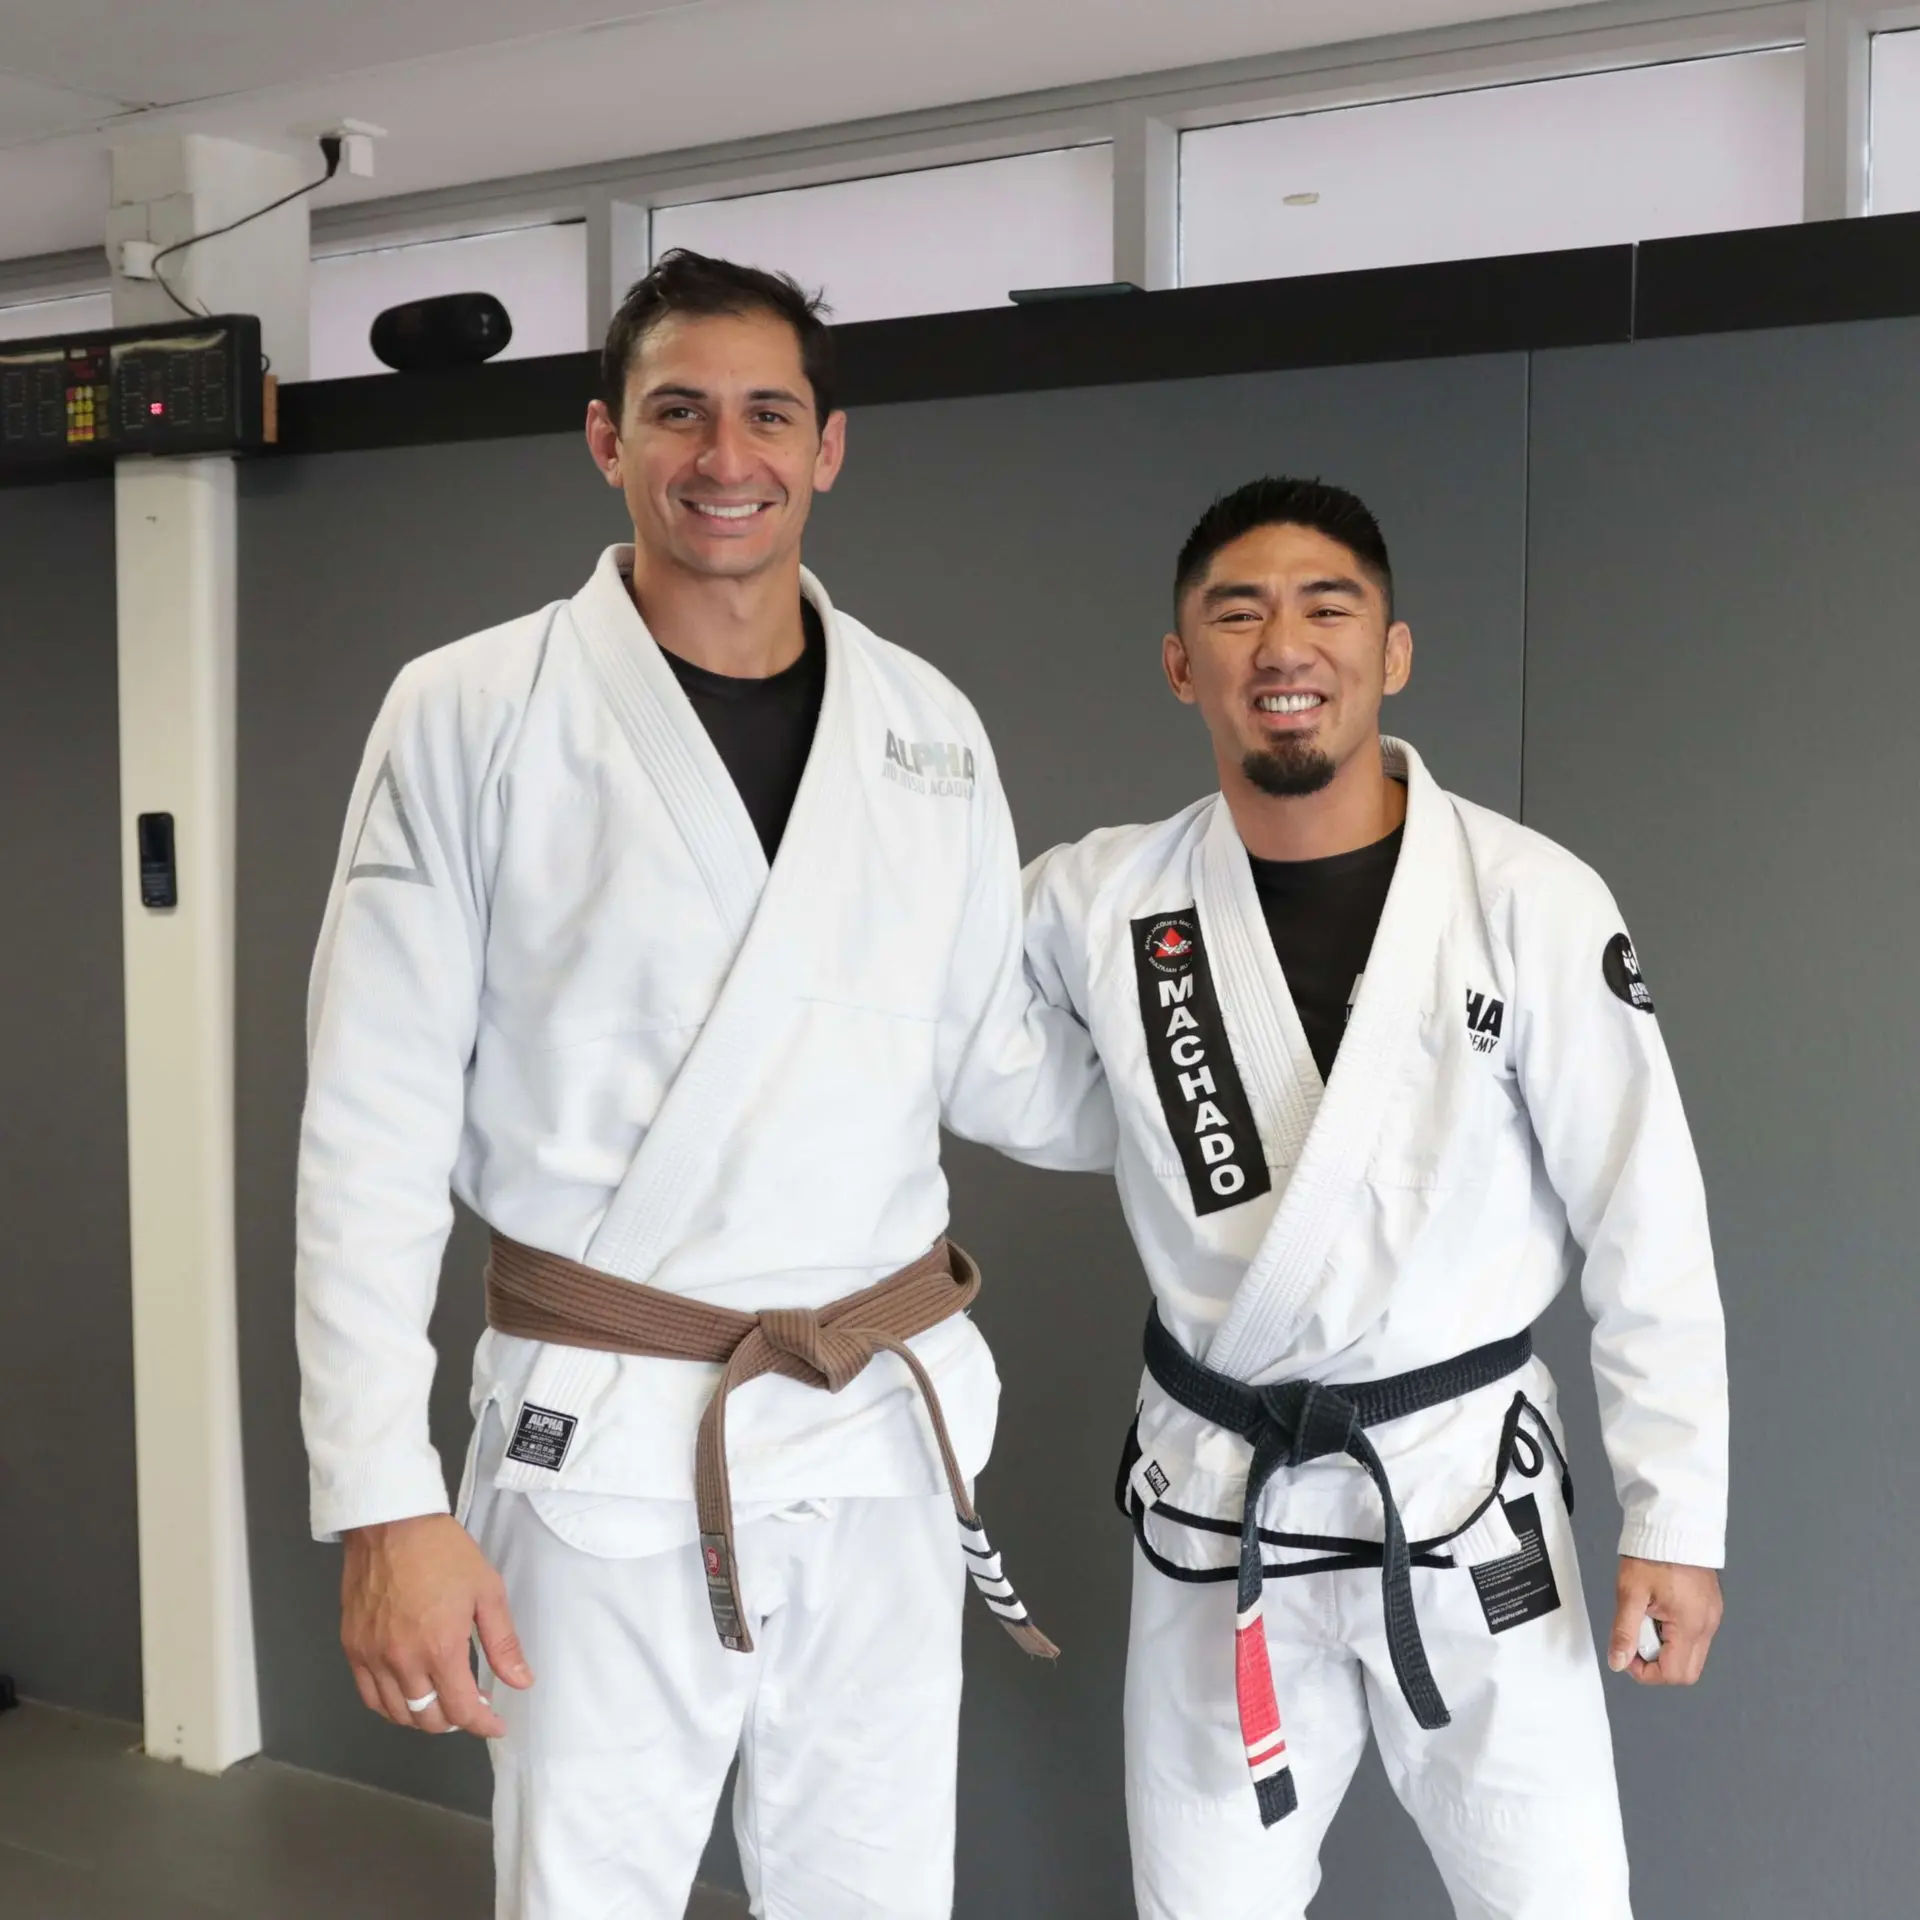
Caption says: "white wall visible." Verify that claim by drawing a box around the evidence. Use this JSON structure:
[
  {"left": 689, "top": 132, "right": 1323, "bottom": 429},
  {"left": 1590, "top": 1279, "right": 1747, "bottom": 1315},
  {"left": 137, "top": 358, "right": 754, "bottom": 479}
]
[
  {"left": 1182, "top": 47, "right": 1806, "bottom": 286},
  {"left": 1871, "top": 30, "right": 1920, "bottom": 215},
  {"left": 307, "top": 221, "right": 588, "bottom": 380},
  {"left": 651, "top": 145, "right": 1115, "bottom": 324}
]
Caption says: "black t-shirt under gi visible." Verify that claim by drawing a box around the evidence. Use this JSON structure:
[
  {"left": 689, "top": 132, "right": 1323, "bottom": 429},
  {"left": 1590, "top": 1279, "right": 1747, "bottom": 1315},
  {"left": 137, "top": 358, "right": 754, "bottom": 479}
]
[
  {"left": 660, "top": 601, "right": 826, "bottom": 859},
  {"left": 1247, "top": 823, "right": 1404, "bottom": 1083}
]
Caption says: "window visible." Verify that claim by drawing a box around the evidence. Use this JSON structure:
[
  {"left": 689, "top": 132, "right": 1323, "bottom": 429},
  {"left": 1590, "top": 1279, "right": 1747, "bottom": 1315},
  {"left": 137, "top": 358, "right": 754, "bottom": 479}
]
[
  {"left": 307, "top": 222, "right": 588, "bottom": 381},
  {"left": 1870, "top": 30, "right": 1920, "bottom": 214},
  {"left": 0, "top": 292, "right": 114, "bottom": 343},
  {"left": 1181, "top": 49, "right": 1805, "bottom": 286},
  {"left": 650, "top": 146, "right": 1114, "bottom": 325}
]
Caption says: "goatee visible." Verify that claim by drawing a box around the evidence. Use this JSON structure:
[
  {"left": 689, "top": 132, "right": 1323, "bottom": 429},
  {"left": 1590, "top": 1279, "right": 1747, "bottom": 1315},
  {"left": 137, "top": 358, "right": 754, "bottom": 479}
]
[{"left": 1243, "top": 742, "right": 1337, "bottom": 797}]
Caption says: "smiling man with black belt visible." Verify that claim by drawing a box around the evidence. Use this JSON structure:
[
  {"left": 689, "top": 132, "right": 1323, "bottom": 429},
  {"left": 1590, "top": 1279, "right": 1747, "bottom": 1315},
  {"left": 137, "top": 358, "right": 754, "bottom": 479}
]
[{"left": 1022, "top": 476, "right": 1729, "bottom": 1917}]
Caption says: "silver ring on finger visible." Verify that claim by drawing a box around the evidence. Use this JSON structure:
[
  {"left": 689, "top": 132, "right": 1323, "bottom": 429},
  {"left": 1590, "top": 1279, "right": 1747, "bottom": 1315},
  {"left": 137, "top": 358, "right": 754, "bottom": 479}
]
[{"left": 405, "top": 1689, "right": 439, "bottom": 1714}]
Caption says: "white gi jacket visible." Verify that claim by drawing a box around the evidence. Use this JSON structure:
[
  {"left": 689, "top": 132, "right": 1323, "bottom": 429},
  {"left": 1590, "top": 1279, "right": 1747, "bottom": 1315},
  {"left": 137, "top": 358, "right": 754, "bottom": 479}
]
[
  {"left": 297, "top": 547, "right": 1114, "bottom": 1544},
  {"left": 1024, "top": 739, "right": 1728, "bottom": 1568}
]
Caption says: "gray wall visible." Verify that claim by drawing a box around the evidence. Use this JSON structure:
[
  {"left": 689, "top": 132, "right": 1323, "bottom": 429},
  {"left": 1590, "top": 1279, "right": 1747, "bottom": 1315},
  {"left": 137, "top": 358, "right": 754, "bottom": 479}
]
[
  {"left": 11, "top": 315, "right": 1920, "bottom": 1917},
  {"left": 1524, "top": 318, "right": 1920, "bottom": 1915},
  {"left": 0, "top": 477, "right": 141, "bottom": 1719}
]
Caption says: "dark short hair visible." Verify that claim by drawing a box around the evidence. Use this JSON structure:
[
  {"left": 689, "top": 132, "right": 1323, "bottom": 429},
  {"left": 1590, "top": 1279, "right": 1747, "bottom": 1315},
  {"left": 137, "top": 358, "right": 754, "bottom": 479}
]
[
  {"left": 599, "top": 248, "right": 838, "bottom": 424},
  {"left": 1174, "top": 476, "right": 1394, "bottom": 621}
]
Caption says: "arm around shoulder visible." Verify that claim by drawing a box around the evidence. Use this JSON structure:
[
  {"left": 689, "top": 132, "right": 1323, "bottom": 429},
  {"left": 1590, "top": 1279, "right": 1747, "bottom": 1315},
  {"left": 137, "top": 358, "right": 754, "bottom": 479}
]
[{"left": 933, "top": 739, "right": 1116, "bottom": 1172}]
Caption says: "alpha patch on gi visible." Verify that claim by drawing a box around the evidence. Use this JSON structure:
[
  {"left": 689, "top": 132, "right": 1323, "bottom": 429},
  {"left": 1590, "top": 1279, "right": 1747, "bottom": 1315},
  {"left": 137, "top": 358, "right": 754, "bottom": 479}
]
[
  {"left": 504, "top": 1403, "right": 577, "bottom": 1471},
  {"left": 1468, "top": 1493, "right": 1562, "bottom": 1633},
  {"left": 1602, "top": 932, "right": 1655, "bottom": 1013},
  {"left": 1131, "top": 910, "right": 1272, "bottom": 1216},
  {"left": 1128, "top": 1451, "right": 1172, "bottom": 1511},
  {"left": 879, "top": 728, "right": 975, "bottom": 798}
]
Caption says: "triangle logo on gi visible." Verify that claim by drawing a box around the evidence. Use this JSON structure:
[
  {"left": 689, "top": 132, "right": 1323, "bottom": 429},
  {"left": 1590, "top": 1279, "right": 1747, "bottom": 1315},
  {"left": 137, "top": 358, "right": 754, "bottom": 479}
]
[{"left": 348, "top": 753, "right": 433, "bottom": 887}]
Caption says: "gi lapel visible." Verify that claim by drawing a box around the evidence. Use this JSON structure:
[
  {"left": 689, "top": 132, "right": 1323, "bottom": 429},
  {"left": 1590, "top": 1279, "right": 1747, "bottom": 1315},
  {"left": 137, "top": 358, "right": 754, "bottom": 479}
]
[
  {"left": 571, "top": 546, "right": 767, "bottom": 949},
  {"left": 1193, "top": 795, "right": 1323, "bottom": 1175},
  {"left": 578, "top": 560, "right": 855, "bottom": 1286},
  {"left": 1203, "top": 740, "right": 1449, "bottom": 1379}
]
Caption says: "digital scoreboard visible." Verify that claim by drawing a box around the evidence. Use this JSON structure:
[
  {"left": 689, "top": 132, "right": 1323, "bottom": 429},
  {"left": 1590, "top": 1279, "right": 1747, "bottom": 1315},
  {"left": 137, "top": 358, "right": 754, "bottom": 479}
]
[{"left": 0, "top": 314, "right": 269, "bottom": 471}]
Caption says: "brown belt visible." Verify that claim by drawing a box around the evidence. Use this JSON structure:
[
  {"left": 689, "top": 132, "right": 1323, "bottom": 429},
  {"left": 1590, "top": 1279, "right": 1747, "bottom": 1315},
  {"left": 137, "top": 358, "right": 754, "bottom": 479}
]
[{"left": 485, "top": 1230, "right": 1057, "bottom": 1660}]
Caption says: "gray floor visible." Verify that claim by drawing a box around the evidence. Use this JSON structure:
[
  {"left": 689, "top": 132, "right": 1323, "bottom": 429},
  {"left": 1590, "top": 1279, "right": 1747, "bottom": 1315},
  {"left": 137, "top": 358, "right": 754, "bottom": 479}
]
[{"left": 0, "top": 1702, "right": 746, "bottom": 1918}]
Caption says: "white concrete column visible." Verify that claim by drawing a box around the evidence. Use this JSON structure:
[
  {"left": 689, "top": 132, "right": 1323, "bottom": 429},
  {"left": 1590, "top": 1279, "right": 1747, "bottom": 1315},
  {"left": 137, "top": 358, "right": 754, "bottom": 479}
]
[
  {"left": 105, "top": 131, "right": 310, "bottom": 1774},
  {"left": 1805, "top": 1, "right": 1872, "bottom": 220},
  {"left": 586, "top": 189, "right": 652, "bottom": 335},
  {"left": 108, "top": 133, "right": 314, "bottom": 381},
  {"left": 114, "top": 456, "right": 259, "bottom": 1773},
  {"left": 1112, "top": 106, "right": 1179, "bottom": 290}
]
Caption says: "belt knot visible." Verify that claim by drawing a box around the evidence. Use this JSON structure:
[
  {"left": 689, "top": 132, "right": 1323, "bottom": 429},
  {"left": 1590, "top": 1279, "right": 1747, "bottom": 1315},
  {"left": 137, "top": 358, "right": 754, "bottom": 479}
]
[
  {"left": 755, "top": 1305, "right": 870, "bottom": 1392},
  {"left": 1256, "top": 1380, "right": 1359, "bottom": 1468}
]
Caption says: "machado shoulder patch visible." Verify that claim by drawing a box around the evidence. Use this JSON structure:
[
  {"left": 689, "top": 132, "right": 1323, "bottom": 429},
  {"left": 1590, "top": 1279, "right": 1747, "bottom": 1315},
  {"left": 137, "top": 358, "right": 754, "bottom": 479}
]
[
  {"left": 1602, "top": 932, "right": 1655, "bottom": 1013},
  {"left": 1131, "top": 909, "right": 1271, "bottom": 1217}
]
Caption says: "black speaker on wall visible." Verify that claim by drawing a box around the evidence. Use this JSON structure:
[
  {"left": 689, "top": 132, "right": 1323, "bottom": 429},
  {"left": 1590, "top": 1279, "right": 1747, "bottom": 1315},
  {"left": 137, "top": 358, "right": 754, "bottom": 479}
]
[{"left": 369, "top": 291, "right": 513, "bottom": 373}]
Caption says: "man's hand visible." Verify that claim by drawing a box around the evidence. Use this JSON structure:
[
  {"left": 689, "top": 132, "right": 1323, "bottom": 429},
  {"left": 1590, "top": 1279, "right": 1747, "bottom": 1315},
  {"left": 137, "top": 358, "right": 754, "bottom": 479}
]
[
  {"left": 341, "top": 1514, "right": 533, "bottom": 1737},
  {"left": 1608, "top": 1557, "right": 1723, "bottom": 1686}
]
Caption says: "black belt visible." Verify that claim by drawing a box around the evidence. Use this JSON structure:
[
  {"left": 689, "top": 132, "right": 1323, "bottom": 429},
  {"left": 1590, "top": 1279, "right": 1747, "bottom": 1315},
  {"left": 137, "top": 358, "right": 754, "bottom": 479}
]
[{"left": 1136, "top": 1307, "right": 1536, "bottom": 1823}]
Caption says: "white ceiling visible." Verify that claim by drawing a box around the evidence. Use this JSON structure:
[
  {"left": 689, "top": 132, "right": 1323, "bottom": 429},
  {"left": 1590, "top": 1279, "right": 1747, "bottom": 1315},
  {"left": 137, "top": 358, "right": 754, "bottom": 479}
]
[{"left": 0, "top": 0, "right": 1577, "bottom": 265}]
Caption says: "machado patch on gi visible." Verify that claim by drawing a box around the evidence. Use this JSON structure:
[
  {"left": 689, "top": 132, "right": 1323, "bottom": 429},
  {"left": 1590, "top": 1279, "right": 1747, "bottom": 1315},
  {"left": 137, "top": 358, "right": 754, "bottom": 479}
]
[{"left": 1130, "top": 909, "right": 1271, "bottom": 1217}]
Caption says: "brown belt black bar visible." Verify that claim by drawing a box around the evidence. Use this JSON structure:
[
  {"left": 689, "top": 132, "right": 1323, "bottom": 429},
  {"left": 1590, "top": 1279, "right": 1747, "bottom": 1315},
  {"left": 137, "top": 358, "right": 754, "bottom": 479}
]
[{"left": 485, "top": 1230, "right": 1058, "bottom": 1659}]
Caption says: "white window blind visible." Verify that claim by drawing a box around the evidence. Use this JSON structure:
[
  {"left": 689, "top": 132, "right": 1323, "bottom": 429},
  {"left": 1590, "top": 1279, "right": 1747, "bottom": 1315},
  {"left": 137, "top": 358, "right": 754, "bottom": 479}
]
[
  {"left": 1182, "top": 49, "right": 1805, "bottom": 287},
  {"left": 650, "top": 146, "right": 1115, "bottom": 324},
  {"left": 0, "top": 292, "right": 113, "bottom": 343},
  {"left": 1870, "top": 30, "right": 1920, "bottom": 215}
]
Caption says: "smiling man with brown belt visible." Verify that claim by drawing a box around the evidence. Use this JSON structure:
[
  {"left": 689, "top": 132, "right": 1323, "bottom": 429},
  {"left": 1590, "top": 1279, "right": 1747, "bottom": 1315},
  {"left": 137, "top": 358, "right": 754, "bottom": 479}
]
[{"left": 294, "top": 250, "right": 1112, "bottom": 1919}]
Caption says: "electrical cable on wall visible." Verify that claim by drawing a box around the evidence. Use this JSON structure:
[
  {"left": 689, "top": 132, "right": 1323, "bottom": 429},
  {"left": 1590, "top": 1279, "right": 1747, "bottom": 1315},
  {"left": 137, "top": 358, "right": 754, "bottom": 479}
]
[{"left": 150, "top": 135, "right": 343, "bottom": 322}]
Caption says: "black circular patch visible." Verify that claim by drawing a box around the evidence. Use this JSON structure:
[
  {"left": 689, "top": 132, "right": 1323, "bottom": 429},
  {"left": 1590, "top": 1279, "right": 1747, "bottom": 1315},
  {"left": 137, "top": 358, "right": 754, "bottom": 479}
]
[
  {"left": 1602, "top": 933, "right": 1655, "bottom": 1013},
  {"left": 1143, "top": 915, "right": 1197, "bottom": 975}
]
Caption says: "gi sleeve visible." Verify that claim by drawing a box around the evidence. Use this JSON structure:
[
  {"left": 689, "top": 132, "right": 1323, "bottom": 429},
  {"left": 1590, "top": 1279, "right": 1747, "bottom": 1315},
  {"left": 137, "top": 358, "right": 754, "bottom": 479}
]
[
  {"left": 935, "top": 732, "right": 1116, "bottom": 1172},
  {"left": 295, "top": 657, "right": 496, "bottom": 1540},
  {"left": 1506, "top": 862, "right": 1729, "bottom": 1568}
]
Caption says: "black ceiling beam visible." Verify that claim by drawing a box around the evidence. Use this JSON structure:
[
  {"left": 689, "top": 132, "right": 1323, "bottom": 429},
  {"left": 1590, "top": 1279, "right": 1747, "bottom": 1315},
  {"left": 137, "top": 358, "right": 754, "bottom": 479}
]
[{"left": 5, "top": 211, "right": 1912, "bottom": 479}]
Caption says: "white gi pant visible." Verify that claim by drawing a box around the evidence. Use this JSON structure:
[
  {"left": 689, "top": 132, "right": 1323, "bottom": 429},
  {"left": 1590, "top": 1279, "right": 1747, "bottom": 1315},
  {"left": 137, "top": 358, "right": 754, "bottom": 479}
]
[
  {"left": 472, "top": 1482, "right": 965, "bottom": 1920},
  {"left": 1125, "top": 1477, "right": 1631, "bottom": 1920}
]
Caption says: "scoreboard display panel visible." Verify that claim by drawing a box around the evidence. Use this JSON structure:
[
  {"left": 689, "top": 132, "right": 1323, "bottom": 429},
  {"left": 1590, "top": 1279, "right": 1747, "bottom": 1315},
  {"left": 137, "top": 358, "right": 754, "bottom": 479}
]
[{"left": 0, "top": 315, "right": 267, "bottom": 469}]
